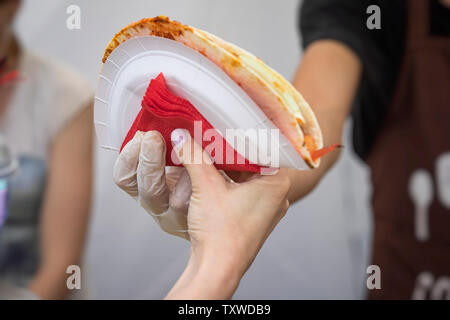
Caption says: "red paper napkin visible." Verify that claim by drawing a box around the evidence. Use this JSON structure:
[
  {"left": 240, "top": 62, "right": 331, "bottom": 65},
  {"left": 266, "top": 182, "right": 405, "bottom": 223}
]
[{"left": 121, "top": 73, "right": 261, "bottom": 172}]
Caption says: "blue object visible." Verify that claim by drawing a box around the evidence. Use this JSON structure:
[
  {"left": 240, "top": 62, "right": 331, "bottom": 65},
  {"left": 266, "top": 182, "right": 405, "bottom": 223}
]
[{"left": 0, "top": 179, "right": 8, "bottom": 229}]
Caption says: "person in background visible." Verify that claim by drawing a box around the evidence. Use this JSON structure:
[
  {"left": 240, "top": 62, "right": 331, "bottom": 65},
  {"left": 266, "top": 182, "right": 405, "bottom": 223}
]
[
  {"left": 296, "top": 0, "right": 449, "bottom": 299},
  {"left": 0, "top": 0, "right": 93, "bottom": 299},
  {"left": 121, "top": 0, "right": 449, "bottom": 299}
]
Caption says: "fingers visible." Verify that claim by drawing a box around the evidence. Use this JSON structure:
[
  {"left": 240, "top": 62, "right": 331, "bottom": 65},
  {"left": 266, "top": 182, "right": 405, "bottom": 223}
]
[
  {"left": 157, "top": 207, "right": 190, "bottom": 240},
  {"left": 113, "top": 131, "right": 144, "bottom": 198},
  {"left": 246, "top": 168, "right": 290, "bottom": 188},
  {"left": 114, "top": 130, "right": 190, "bottom": 240},
  {"left": 169, "top": 169, "right": 192, "bottom": 214},
  {"left": 157, "top": 168, "right": 191, "bottom": 240},
  {"left": 261, "top": 170, "right": 290, "bottom": 235},
  {"left": 137, "top": 131, "right": 170, "bottom": 214},
  {"left": 165, "top": 167, "right": 186, "bottom": 191},
  {"left": 170, "top": 129, "right": 224, "bottom": 188}
]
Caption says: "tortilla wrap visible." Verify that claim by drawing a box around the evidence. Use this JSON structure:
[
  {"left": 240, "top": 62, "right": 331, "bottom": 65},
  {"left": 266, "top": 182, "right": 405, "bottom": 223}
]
[{"left": 102, "top": 16, "right": 323, "bottom": 168}]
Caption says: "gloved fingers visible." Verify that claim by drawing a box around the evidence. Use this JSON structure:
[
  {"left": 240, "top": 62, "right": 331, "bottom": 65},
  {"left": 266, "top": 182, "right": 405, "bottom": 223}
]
[
  {"left": 169, "top": 169, "right": 192, "bottom": 215},
  {"left": 137, "top": 131, "right": 170, "bottom": 215},
  {"left": 153, "top": 207, "right": 189, "bottom": 240},
  {"left": 165, "top": 166, "right": 186, "bottom": 191},
  {"left": 113, "top": 131, "right": 144, "bottom": 198},
  {"left": 170, "top": 129, "right": 224, "bottom": 189}
]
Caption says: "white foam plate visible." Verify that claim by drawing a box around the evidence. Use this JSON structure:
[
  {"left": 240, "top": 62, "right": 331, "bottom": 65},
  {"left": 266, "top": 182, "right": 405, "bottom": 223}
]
[{"left": 94, "top": 36, "right": 309, "bottom": 170}]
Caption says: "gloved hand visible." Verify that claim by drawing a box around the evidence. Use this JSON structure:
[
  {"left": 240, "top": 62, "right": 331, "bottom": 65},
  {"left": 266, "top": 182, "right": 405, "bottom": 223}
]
[{"left": 113, "top": 131, "right": 192, "bottom": 239}]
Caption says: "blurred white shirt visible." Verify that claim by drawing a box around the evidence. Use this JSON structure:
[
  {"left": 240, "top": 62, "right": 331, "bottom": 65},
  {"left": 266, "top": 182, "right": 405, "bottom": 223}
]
[{"left": 0, "top": 48, "right": 92, "bottom": 290}]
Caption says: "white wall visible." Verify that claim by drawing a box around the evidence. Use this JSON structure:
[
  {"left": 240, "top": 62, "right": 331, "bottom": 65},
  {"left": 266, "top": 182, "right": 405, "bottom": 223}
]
[{"left": 15, "top": 0, "right": 372, "bottom": 299}]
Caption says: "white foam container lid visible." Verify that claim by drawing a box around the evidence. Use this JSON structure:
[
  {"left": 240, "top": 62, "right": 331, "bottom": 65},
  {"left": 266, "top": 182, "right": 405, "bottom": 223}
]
[{"left": 94, "top": 36, "right": 309, "bottom": 170}]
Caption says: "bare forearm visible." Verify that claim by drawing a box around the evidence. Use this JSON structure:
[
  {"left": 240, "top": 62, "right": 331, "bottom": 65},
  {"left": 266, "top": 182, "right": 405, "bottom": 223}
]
[
  {"left": 286, "top": 151, "right": 340, "bottom": 202},
  {"left": 30, "top": 105, "right": 93, "bottom": 299},
  {"left": 166, "top": 250, "right": 241, "bottom": 300},
  {"left": 28, "top": 202, "right": 90, "bottom": 299},
  {"left": 30, "top": 185, "right": 91, "bottom": 299},
  {"left": 287, "top": 40, "right": 362, "bottom": 203},
  {"left": 29, "top": 266, "right": 72, "bottom": 299}
]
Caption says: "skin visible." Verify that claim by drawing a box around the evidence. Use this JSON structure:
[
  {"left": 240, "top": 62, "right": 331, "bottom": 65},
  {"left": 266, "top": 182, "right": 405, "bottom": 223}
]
[
  {"left": 174, "top": 40, "right": 362, "bottom": 299},
  {"left": 3, "top": 0, "right": 447, "bottom": 300},
  {"left": 28, "top": 105, "right": 93, "bottom": 299},
  {"left": 31, "top": 0, "right": 448, "bottom": 299},
  {"left": 171, "top": 0, "right": 450, "bottom": 298},
  {"left": 1, "top": 0, "right": 93, "bottom": 299},
  {"left": 116, "top": 39, "right": 362, "bottom": 299},
  {"left": 167, "top": 129, "right": 290, "bottom": 299},
  {"left": 286, "top": 39, "right": 362, "bottom": 201}
]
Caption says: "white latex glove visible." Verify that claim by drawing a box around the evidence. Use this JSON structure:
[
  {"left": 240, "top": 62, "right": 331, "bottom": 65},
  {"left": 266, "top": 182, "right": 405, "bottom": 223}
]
[{"left": 113, "top": 131, "right": 192, "bottom": 239}]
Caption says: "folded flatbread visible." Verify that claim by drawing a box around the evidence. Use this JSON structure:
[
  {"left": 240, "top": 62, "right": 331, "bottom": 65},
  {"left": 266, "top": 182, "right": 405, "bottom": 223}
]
[{"left": 102, "top": 16, "right": 323, "bottom": 168}]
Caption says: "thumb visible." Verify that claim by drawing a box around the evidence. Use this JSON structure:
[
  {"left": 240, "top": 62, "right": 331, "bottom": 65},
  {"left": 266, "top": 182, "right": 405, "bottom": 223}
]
[{"left": 170, "top": 129, "right": 223, "bottom": 188}]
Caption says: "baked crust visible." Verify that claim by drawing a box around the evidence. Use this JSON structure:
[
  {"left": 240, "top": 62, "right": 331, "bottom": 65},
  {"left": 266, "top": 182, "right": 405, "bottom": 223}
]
[{"left": 101, "top": 16, "right": 323, "bottom": 168}]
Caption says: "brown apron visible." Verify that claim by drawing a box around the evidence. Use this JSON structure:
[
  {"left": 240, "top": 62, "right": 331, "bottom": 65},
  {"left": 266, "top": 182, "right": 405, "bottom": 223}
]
[{"left": 367, "top": 0, "right": 450, "bottom": 299}]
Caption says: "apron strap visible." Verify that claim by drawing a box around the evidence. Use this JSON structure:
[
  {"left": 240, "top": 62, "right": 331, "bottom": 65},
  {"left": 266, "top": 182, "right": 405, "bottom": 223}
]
[
  {"left": 386, "top": 1, "right": 431, "bottom": 121},
  {"left": 407, "top": 0, "right": 430, "bottom": 44}
]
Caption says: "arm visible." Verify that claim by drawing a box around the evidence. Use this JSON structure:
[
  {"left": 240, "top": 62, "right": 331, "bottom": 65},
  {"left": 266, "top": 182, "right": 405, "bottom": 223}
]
[
  {"left": 164, "top": 42, "right": 363, "bottom": 298},
  {"left": 115, "top": 130, "right": 291, "bottom": 299},
  {"left": 28, "top": 104, "right": 93, "bottom": 299},
  {"left": 286, "top": 40, "right": 362, "bottom": 202},
  {"left": 112, "top": 40, "right": 363, "bottom": 242},
  {"left": 165, "top": 250, "right": 241, "bottom": 300},
  {"left": 167, "top": 130, "right": 290, "bottom": 299}
]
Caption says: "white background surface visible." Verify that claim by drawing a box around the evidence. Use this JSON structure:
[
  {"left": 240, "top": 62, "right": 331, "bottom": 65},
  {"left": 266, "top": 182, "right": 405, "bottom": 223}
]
[{"left": 14, "top": 0, "right": 372, "bottom": 299}]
